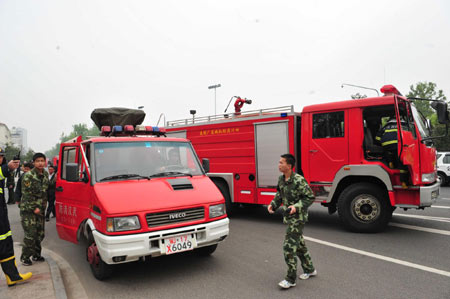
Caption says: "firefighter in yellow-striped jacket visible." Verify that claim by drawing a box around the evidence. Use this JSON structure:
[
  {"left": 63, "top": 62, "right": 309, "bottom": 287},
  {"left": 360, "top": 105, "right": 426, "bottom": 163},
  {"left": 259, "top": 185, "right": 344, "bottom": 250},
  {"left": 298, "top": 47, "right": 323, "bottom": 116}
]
[
  {"left": 375, "top": 118, "right": 409, "bottom": 188},
  {"left": 0, "top": 148, "right": 32, "bottom": 286}
]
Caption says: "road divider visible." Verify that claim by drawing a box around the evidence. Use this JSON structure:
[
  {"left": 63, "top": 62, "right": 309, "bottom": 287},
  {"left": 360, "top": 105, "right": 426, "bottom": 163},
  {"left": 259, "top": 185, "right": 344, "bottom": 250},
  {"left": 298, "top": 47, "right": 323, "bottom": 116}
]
[{"left": 304, "top": 236, "right": 450, "bottom": 278}]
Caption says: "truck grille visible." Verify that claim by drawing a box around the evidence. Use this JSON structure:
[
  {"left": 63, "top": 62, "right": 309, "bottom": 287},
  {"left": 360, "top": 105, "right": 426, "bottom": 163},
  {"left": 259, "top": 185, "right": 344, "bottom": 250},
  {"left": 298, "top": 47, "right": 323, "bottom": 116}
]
[{"left": 146, "top": 207, "right": 205, "bottom": 228}]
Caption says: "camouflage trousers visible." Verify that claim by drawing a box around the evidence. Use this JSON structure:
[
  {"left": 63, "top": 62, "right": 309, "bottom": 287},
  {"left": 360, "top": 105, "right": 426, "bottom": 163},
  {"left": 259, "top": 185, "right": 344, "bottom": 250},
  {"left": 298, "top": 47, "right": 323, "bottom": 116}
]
[
  {"left": 283, "top": 222, "right": 315, "bottom": 283},
  {"left": 20, "top": 211, "right": 45, "bottom": 260}
]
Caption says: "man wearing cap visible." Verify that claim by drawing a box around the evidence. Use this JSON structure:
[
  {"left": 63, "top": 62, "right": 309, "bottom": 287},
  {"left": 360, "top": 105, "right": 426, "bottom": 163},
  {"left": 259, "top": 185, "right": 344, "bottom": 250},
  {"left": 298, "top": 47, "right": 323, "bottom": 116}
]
[
  {"left": 20, "top": 153, "right": 49, "bottom": 266},
  {"left": 0, "top": 147, "right": 33, "bottom": 286}
]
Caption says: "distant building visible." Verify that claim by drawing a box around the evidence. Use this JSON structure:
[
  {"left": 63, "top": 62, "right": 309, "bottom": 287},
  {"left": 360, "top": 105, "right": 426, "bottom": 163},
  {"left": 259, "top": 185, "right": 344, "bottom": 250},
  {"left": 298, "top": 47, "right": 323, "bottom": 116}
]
[
  {"left": 11, "top": 127, "right": 28, "bottom": 152},
  {"left": 0, "top": 123, "right": 12, "bottom": 149}
]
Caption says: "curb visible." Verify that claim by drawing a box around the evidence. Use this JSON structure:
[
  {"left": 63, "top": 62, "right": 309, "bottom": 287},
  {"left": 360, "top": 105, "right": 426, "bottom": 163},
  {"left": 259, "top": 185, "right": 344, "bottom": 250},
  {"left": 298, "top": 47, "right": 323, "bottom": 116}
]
[{"left": 45, "top": 254, "right": 68, "bottom": 299}]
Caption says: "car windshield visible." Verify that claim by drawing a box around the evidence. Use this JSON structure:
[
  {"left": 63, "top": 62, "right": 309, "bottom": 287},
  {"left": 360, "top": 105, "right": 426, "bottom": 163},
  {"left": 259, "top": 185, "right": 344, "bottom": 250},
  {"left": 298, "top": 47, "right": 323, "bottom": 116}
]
[
  {"left": 94, "top": 141, "right": 203, "bottom": 182},
  {"left": 411, "top": 104, "right": 431, "bottom": 138}
]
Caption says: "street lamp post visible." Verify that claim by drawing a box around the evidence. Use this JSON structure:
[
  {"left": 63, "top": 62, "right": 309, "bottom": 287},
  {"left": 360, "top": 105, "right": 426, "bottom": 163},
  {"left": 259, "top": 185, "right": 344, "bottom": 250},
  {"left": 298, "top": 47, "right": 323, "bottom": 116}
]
[{"left": 208, "top": 84, "right": 221, "bottom": 116}]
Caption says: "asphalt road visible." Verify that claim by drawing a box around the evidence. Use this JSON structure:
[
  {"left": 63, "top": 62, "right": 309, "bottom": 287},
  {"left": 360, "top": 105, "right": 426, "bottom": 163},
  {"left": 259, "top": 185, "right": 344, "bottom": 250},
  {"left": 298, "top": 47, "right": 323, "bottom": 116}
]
[{"left": 7, "top": 187, "right": 450, "bottom": 299}]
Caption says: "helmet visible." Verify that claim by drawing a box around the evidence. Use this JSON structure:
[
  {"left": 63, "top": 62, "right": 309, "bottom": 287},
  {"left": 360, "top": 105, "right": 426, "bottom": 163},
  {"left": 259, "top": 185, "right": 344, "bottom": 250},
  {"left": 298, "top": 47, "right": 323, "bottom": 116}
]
[{"left": 0, "top": 147, "right": 5, "bottom": 156}]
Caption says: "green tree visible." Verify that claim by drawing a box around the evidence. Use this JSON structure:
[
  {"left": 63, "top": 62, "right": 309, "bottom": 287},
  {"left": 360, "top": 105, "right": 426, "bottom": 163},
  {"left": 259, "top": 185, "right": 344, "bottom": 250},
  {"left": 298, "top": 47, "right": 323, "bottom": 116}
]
[
  {"left": 45, "top": 123, "right": 100, "bottom": 159},
  {"left": 406, "top": 82, "right": 447, "bottom": 119},
  {"left": 351, "top": 93, "right": 367, "bottom": 99},
  {"left": 407, "top": 82, "right": 449, "bottom": 151}
]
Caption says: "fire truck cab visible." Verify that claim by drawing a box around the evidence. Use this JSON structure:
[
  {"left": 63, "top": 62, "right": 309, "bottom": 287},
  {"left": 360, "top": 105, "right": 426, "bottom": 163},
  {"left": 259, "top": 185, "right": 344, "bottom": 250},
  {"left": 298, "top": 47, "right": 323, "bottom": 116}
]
[
  {"left": 55, "top": 109, "right": 229, "bottom": 280},
  {"left": 166, "top": 86, "right": 448, "bottom": 233}
]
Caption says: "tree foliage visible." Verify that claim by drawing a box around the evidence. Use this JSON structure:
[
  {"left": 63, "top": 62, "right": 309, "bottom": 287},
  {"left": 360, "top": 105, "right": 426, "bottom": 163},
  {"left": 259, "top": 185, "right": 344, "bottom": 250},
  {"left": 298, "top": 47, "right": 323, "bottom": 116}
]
[
  {"left": 45, "top": 123, "right": 100, "bottom": 158},
  {"left": 407, "top": 81, "right": 450, "bottom": 151},
  {"left": 4, "top": 143, "right": 35, "bottom": 163},
  {"left": 351, "top": 93, "right": 367, "bottom": 99}
]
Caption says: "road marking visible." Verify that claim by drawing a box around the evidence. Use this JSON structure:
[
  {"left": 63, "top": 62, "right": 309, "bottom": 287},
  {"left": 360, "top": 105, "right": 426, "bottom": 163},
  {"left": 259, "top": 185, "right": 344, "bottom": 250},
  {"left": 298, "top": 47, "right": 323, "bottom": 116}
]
[
  {"left": 393, "top": 213, "right": 450, "bottom": 223},
  {"left": 431, "top": 205, "right": 450, "bottom": 209},
  {"left": 304, "top": 236, "right": 450, "bottom": 278},
  {"left": 389, "top": 223, "right": 450, "bottom": 236}
]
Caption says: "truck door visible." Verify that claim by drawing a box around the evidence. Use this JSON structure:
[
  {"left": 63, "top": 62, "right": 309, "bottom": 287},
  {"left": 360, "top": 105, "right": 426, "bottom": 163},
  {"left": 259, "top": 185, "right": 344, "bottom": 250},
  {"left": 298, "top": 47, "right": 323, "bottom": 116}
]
[
  {"left": 395, "top": 98, "right": 420, "bottom": 185},
  {"left": 56, "top": 142, "right": 91, "bottom": 244},
  {"left": 309, "top": 111, "right": 348, "bottom": 183}
]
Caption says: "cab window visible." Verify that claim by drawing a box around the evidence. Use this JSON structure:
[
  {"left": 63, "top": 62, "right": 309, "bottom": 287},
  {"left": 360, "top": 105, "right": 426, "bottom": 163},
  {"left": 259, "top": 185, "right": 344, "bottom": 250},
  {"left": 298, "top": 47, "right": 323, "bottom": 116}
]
[
  {"left": 313, "top": 111, "right": 344, "bottom": 138},
  {"left": 61, "top": 147, "right": 77, "bottom": 180}
]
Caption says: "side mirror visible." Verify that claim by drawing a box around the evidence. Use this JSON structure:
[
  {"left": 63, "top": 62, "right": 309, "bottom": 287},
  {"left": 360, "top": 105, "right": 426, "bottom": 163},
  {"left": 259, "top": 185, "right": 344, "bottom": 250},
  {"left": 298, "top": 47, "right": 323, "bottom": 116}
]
[
  {"left": 202, "top": 158, "right": 210, "bottom": 173},
  {"left": 431, "top": 101, "right": 450, "bottom": 124},
  {"left": 66, "top": 163, "right": 79, "bottom": 182}
]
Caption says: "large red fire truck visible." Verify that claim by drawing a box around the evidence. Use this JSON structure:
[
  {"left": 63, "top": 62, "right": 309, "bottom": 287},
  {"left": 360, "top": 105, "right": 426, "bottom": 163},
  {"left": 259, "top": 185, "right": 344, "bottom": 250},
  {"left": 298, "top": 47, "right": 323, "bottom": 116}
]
[
  {"left": 55, "top": 108, "right": 229, "bottom": 280},
  {"left": 166, "top": 86, "right": 449, "bottom": 233}
]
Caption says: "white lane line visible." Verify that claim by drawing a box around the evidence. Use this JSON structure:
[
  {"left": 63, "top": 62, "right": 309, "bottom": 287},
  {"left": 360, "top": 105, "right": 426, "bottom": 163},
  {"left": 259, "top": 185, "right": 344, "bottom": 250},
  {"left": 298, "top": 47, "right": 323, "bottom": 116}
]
[
  {"left": 389, "top": 223, "right": 450, "bottom": 236},
  {"left": 432, "top": 205, "right": 450, "bottom": 209},
  {"left": 393, "top": 213, "right": 450, "bottom": 223},
  {"left": 304, "top": 236, "right": 450, "bottom": 278}
]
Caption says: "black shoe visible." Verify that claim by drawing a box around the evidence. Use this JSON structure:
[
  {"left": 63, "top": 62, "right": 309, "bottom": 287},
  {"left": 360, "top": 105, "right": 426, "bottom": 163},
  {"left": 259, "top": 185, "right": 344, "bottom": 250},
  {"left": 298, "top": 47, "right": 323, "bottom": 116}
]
[
  {"left": 20, "top": 258, "right": 32, "bottom": 266},
  {"left": 32, "top": 255, "right": 45, "bottom": 262},
  {"left": 45, "top": 217, "right": 50, "bottom": 222}
]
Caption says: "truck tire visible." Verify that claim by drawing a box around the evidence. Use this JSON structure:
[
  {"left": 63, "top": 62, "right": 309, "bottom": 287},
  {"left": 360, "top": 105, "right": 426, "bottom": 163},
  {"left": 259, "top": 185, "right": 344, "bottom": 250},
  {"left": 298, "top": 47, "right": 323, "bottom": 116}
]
[
  {"left": 195, "top": 244, "right": 218, "bottom": 256},
  {"left": 438, "top": 172, "right": 447, "bottom": 186},
  {"left": 86, "top": 234, "right": 113, "bottom": 280},
  {"left": 214, "top": 180, "right": 236, "bottom": 216},
  {"left": 337, "top": 182, "right": 391, "bottom": 233}
]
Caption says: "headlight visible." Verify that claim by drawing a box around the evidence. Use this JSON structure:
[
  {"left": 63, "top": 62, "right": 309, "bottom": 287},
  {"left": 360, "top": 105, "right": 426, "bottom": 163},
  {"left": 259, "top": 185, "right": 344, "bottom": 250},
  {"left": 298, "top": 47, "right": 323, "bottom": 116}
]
[
  {"left": 422, "top": 172, "right": 437, "bottom": 183},
  {"left": 209, "top": 204, "right": 226, "bottom": 218},
  {"left": 107, "top": 216, "right": 141, "bottom": 232}
]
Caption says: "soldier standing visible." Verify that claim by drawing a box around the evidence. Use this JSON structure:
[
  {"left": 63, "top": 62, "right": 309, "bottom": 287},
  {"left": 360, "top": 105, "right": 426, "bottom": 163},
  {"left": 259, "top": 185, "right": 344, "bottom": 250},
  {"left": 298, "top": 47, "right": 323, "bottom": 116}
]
[
  {"left": 20, "top": 153, "right": 49, "bottom": 266},
  {"left": 267, "top": 153, "right": 317, "bottom": 289},
  {"left": 0, "top": 147, "right": 32, "bottom": 286}
]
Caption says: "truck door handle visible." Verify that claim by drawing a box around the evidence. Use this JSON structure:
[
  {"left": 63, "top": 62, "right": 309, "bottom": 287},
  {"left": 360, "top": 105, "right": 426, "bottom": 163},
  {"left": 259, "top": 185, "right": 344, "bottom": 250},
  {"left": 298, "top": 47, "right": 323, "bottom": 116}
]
[
  {"left": 56, "top": 186, "right": 64, "bottom": 192},
  {"left": 310, "top": 150, "right": 318, "bottom": 153},
  {"left": 403, "top": 144, "right": 411, "bottom": 148}
]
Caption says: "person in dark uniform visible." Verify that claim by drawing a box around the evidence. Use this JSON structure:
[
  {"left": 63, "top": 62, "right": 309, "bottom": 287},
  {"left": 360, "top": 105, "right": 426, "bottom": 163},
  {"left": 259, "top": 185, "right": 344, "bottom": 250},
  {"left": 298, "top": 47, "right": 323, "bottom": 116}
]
[
  {"left": 6, "top": 170, "right": 15, "bottom": 205},
  {"left": 375, "top": 117, "right": 409, "bottom": 188},
  {"left": 15, "top": 162, "right": 33, "bottom": 205},
  {"left": 45, "top": 165, "right": 57, "bottom": 221},
  {"left": 0, "top": 147, "right": 32, "bottom": 286}
]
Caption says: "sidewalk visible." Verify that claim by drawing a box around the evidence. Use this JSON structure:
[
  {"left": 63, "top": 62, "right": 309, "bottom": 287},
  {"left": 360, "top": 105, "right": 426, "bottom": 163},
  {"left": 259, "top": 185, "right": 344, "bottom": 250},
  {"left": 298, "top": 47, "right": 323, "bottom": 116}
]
[{"left": 0, "top": 242, "right": 88, "bottom": 299}]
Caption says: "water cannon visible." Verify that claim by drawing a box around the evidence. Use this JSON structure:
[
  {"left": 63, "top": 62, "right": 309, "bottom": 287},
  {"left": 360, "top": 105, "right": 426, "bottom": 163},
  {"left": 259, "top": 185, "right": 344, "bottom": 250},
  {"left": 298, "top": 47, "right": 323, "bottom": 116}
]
[{"left": 224, "top": 96, "right": 252, "bottom": 115}]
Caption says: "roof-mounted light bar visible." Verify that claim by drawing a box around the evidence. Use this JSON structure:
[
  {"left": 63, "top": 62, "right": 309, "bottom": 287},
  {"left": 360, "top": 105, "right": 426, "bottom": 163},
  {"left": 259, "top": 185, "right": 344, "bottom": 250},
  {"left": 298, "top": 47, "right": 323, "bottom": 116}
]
[{"left": 100, "top": 125, "right": 166, "bottom": 137}]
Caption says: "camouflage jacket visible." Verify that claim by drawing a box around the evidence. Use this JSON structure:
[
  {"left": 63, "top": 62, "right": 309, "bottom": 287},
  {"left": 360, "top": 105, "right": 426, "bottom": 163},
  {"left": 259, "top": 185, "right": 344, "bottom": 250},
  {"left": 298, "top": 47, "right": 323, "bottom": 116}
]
[
  {"left": 20, "top": 167, "right": 49, "bottom": 214},
  {"left": 270, "top": 173, "right": 315, "bottom": 224}
]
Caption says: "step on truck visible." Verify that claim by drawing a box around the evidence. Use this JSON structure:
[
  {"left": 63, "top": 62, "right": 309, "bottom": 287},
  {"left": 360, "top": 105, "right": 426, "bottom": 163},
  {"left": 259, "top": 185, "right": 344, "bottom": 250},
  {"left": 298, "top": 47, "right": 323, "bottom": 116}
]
[
  {"left": 166, "top": 86, "right": 450, "bottom": 233},
  {"left": 55, "top": 108, "right": 229, "bottom": 280}
]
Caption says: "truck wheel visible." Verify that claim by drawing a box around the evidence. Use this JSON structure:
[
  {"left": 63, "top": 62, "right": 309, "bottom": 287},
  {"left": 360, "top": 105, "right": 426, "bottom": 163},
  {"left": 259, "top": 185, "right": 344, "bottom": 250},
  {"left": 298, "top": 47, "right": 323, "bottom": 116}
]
[
  {"left": 86, "top": 236, "right": 113, "bottom": 280},
  {"left": 195, "top": 244, "right": 218, "bottom": 256},
  {"left": 214, "top": 180, "right": 236, "bottom": 216},
  {"left": 337, "top": 183, "right": 391, "bottom": 233},
  {"left": 438, "top": 172, "right": 447, "bottom": 186}
]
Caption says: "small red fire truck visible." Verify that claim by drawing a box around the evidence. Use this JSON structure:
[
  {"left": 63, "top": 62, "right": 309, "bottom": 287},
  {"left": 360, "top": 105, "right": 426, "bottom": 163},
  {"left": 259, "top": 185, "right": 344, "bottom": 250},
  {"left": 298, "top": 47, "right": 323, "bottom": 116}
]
[
  {"left": 55, "top": 108, "right": 229, "bottom": 280},
  {"left": 166, "top": 86, "right": 449, "bottom": 233}
]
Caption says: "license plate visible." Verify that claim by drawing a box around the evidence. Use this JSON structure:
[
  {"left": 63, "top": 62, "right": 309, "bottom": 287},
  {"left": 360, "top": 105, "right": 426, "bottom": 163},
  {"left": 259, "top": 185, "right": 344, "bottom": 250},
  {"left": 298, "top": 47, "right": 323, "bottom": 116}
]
[{"left": 163, "top": 234, "right": 196, "bottom": 255}]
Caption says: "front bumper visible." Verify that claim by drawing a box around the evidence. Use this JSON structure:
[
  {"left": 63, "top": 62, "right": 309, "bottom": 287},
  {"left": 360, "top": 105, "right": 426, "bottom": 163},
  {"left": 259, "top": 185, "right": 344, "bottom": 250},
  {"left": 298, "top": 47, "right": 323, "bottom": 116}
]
[
  {"left": 419, "top": 180, "right": 440, "bottom": 207},
  {"left": 93, "top": 218, "right": 229, "bottom": 264}
]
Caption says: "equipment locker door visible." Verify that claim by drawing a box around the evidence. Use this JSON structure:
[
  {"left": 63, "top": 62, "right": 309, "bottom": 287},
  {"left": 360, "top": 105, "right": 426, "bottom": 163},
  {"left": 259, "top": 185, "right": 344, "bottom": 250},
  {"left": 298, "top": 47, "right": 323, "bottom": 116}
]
[{"left": 255, "top": 121, "right": 289, "bottom": 187}]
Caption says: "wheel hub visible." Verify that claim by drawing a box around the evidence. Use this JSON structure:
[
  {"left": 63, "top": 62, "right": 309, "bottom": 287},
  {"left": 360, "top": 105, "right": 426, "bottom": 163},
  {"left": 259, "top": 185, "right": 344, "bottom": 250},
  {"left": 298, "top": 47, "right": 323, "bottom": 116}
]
[
  {"left": 87, "top": 243, "right": 100, "bottom": 266},
  {"left": 352, "top": 195, "right": 380, "bottom": 223}
]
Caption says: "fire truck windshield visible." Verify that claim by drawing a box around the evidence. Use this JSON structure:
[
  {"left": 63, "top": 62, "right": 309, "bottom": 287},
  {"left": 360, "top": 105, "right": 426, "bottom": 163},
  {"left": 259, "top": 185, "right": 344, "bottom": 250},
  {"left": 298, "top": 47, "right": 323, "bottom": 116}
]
[
  {"left": 411, "top": 104, "right": 431, "bottom": 138},
  {"left": 93, "top": 141, "right": 204, "bottom": 182}
]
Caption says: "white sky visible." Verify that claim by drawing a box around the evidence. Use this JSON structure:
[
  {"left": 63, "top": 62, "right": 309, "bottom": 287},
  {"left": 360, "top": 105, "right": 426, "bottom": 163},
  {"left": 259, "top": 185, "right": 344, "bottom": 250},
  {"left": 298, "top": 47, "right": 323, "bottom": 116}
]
[{"left": 1, "top": 0, "right": 450, "bottom": 152}]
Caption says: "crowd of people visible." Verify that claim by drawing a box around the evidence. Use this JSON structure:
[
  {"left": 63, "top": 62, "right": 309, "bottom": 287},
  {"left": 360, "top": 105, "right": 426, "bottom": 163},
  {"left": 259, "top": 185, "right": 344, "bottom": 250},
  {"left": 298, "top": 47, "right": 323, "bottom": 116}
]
[{"left": 0, "top": 149, "right": 56, "bottom": 286}]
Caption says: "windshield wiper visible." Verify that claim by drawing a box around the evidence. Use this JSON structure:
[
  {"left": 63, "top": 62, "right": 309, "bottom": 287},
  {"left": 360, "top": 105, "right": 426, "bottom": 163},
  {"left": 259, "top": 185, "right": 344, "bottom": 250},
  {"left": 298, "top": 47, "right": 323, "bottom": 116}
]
[
  {"left": 99, "top": 174, "right": 150, "bottom": 182},
  {"left": 149, "top": 171, "right": 193, "bottom": 178}
]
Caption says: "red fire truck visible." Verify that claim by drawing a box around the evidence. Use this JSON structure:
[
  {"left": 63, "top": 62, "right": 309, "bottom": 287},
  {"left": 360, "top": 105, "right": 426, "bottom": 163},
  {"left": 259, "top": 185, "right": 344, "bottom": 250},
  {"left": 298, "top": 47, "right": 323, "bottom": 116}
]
[
  {"left": 166, "top": 86, "right": 449, "bottom": 233},
  {"left": 55, "top": 109, "right": 229, "bottom": 280}
]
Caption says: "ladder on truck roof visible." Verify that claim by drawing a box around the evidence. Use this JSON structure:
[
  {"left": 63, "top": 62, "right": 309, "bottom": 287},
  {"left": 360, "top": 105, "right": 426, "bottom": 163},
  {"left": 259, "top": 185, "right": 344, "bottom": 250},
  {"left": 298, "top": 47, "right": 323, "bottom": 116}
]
[{"left": 166, "top": 105, "right": 295, "bottom": 127}]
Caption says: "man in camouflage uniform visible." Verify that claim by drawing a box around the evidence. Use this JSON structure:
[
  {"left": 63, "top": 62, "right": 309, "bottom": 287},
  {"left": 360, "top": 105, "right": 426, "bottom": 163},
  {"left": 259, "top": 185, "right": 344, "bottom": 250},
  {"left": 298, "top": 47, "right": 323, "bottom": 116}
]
[
  {"left": 268, "top": 153, "right": 316, "bottom": 289},
  {"left": 20, "top": 153, "right": 49, "bottom": 266}
]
